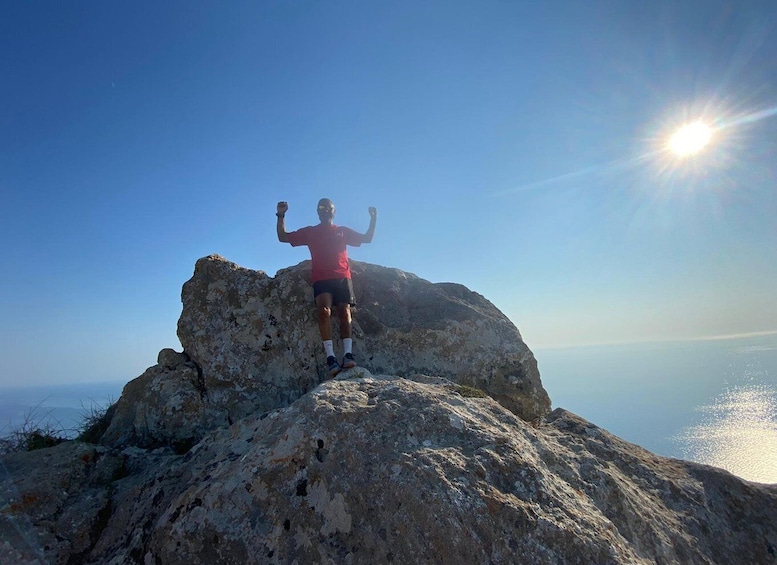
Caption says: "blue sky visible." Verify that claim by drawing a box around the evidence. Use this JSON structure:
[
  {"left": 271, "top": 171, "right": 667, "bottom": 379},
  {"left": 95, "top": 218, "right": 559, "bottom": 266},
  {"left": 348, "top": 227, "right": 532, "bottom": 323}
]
[{"left": 2, "top": 1, "right": 776, "bottom": 387}]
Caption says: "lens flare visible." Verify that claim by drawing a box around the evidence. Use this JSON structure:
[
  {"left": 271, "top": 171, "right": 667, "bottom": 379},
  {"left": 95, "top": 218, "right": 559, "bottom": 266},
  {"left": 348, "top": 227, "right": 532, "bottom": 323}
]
[
  {"left": 667, "top": 121, "right": 713, "bottom": 157},
  {"left": 491, "top": 102, "right": 777, "bottom": 197}
]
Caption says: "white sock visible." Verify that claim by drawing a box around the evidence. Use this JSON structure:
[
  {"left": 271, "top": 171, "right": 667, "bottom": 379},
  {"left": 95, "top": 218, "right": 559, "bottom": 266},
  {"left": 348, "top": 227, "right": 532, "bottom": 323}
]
[
  {"left": 343, "top": 338, "right": 353, "bottom": 355},
  {"left": 323, "top": 340, "right": 335, "bottom": 358}
]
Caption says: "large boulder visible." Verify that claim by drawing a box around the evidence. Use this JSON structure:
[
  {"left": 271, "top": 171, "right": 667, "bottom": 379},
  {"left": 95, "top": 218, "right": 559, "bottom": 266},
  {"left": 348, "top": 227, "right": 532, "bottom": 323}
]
[
  {"left": 103, "top": 255, "right": 549, "bottom": 448},
  {"left": 349, "top": 260, "right": 547, "bottom": 421},
  {"left": 7, "top": 257, "right": 774, "bottom": 565},
  {"left": 101, "top": 349, "right": 214, "bottom": 450},
  {"left": 4, "top": 374, "right": 775, "bottom": 564}
]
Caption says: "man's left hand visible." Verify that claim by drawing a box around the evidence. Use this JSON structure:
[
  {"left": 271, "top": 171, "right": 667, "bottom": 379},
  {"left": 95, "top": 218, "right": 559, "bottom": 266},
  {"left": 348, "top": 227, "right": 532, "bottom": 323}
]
[{"left": 368, "top": 207, "right": 377, "bottom": 218}]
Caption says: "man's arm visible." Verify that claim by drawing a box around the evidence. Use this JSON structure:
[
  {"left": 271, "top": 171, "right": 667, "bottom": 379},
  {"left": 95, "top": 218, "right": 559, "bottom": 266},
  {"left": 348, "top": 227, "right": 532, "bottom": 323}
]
[
  {"left": 276, "top": 201, "right": 290, "bottom": 243},
  {"left": 362, "top": 206, "right": 377, "bottom": 243}
]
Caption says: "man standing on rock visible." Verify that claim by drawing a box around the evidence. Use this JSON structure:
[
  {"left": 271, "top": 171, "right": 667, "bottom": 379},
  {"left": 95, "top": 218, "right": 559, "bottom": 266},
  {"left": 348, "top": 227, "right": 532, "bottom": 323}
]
[{"left": 276, "top": 198, "right": 377, "bottom": 377}]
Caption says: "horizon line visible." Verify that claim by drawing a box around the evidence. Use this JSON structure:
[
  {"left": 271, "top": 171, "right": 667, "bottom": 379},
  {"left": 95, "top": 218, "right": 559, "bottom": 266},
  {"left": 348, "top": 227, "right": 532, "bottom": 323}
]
[{"left": 531, "top": 329, "right": 777, "bottom": 350}]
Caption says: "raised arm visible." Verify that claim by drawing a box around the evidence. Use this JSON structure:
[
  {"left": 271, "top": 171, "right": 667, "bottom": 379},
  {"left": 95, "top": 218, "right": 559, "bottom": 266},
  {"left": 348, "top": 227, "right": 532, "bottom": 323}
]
[
  {"left": 362, "top": 206, "right": 377, "bottom": 243},
  {"left": 276, "top": 201, "right": 290, "bottom": 243}
]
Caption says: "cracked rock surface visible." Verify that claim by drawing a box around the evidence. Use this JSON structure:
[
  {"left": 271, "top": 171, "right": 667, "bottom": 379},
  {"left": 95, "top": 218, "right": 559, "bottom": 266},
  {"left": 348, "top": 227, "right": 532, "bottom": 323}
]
[
  {"left": 2, "top": 373, "right": 775, "bottom": 564},
  {"left": 2, "top": 257, "right": 774, "bottom": 564},
  {"left": 101, "top": 256, "right": 549, "bottom": 449}
]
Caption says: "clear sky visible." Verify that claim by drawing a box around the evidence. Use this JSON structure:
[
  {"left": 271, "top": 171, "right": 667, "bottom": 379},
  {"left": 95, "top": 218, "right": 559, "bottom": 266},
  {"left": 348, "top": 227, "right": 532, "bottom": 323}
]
[{"left": 2, "top": 1, "right": 777, "bottom": 387}]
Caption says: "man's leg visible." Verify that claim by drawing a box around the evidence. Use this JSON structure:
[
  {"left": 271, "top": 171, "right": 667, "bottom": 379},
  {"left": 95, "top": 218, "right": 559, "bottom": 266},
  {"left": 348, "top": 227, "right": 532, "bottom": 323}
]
[
  {"left": 337, "top": 303, "right": 356, "bottom": 368},
  {"left": 316, "top": 293, "right": 334, "bottom": 341},
  {"left": 337, "top": 303, "right": 352, "bottom": 339},
  {"left": 316, "top": 293, "right": 340, "bottom": 376}
]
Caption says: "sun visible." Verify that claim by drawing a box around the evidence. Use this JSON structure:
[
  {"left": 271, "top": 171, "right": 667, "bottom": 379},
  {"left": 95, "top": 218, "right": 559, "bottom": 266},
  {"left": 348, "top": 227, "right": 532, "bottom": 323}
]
[{"left": 668, "top": 121, "right": 713, "bottom": 157}]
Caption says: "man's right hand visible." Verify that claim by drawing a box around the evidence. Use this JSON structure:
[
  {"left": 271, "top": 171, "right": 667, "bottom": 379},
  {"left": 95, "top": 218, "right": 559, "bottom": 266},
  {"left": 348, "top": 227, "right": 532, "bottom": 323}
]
[{"left": 277, "top": 201, "right": 289, "bottom": 216}]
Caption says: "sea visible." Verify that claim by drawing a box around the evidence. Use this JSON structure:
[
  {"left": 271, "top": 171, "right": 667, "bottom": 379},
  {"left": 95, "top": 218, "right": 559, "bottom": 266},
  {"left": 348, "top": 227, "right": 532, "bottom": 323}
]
[
  {"left": 0, "top": 381, "right": 124, "bottom": 445},
  {"left": 536, "top": 332, "right": 777, "bottom": 484},
  {"left": 1, "top": 333, "right": 775, "bottom": 483}
]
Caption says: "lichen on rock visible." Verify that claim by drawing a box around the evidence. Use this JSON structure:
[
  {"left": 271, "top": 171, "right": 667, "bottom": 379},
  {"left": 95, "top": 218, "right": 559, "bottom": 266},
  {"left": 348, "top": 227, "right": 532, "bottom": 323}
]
[
  {"left": 4, "top": 257, "right": 775, "bottom": 564},
  {"left": 102, "top": 255, "right": 549, "bottom": 449}
]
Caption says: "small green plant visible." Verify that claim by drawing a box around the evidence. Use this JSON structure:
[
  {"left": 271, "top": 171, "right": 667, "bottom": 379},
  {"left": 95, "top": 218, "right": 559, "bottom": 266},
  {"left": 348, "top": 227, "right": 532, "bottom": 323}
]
[
  {"left": 25, "top": 430, "right": 65, "bottom": 450},
  {"left": 76, "top": 398, "right": 117, "bottom": 444},
  {"left": 0, "top": 402, "right": 67, "bottom": 455},
  {"left": 454, "top": 385, "right": 489, "bottom": 398},
  {"left": 0, "top": 397, "right": 117, "bottom": 455}
]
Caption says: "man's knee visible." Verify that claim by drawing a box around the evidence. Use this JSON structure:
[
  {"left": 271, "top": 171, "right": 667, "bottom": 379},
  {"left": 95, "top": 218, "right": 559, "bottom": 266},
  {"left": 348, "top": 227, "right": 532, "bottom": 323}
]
[
  {"left": 337, "top": 304, "right": 351, "bottom": 318},
  {"left": 318, "top": 305, "right": 332, "bottom": 319}
]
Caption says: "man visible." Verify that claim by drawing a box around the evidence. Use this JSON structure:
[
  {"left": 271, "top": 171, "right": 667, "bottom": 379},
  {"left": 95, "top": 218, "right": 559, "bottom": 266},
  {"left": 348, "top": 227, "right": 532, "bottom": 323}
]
[{"left": 276, "top": 198, "right": 377, "bottom": 376}]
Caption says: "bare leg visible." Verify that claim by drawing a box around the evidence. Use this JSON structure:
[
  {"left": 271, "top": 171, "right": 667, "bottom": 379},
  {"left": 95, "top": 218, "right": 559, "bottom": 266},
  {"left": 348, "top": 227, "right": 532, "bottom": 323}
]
[
  {"left": 337, "top": 303, "right": 356, "bottom": 367},
  {"left": 316, "top": 294, "right": 333, "bottom": 340},
  {"left": 337, "top": 303, "right": 352, "bottom": 339}
]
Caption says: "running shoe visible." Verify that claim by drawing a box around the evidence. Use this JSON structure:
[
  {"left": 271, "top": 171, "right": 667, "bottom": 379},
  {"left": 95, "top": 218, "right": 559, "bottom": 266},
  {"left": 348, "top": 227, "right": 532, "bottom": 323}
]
[
  {"left": 326, "top": 356, "right": 341, "bottom": 376},
  {"left": 341, "top": 352, "right": 356, "bottom": 369}
]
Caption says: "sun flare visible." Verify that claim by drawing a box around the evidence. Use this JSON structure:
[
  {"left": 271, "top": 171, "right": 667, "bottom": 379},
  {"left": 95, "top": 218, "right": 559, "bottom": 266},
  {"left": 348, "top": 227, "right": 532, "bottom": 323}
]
[{"left": 668, "top": 121, "right": 713, "bottom": 157}]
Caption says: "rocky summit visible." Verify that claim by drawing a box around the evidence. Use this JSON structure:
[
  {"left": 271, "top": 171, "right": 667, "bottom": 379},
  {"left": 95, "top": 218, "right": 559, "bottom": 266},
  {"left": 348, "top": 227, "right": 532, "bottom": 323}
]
[
  {"left": 1, "top": 257, "right": 776, "bottom": 564},
  {"left": 101, "top": 255, "right": 549, "bottom": 451}
]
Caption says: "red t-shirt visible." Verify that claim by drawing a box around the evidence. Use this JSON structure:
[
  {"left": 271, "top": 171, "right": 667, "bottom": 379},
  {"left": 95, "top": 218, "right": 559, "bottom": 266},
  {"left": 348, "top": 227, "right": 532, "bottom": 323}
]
[{"left": 287, "top": 223, "right": 364, "bottom": 282}]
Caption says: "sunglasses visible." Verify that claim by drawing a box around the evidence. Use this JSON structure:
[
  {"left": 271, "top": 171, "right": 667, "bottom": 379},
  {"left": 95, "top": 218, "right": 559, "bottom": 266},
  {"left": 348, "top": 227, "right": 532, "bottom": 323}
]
[{"left": 317, "top": 206, "right": 335, "bottom": 211}]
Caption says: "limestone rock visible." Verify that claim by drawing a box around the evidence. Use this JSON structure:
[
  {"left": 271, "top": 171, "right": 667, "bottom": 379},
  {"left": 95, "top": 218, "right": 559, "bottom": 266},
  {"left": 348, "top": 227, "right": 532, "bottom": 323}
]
[
  {"left": 3, "top": 374, "right": 775, "bottom": 564},
  {"left": 104, "top": 255, "right": 548, "bottom": 450},
  {"left": 100, "top": 357, "right": 216, "bottom": 450},
  {"left": 169, "top": 255, "right": 545, "bottom": 440},
  {"left": 348, "top": 260, "right": 548, "bottom": 422},
  {"left": 157, "top": 348, "right": 189, "bottom": 369},
  {"left": 6, "top": 256, "right": 771, "bottom": 563},
  {"left": 0, "top": 442, "right": 124, "bottom": 564}
]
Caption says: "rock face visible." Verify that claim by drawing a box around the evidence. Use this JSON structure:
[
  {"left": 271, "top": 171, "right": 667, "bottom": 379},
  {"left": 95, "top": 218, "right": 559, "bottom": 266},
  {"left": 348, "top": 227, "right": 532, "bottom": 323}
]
[
  {"left": 102, "top": 255, "right": 549, "bottom": 449},
  {"left": 2, "top": 373, "right": 776, "bottom": 564},
  {"left": 2, "top": 256, "right": 776, "bottom": 564}
]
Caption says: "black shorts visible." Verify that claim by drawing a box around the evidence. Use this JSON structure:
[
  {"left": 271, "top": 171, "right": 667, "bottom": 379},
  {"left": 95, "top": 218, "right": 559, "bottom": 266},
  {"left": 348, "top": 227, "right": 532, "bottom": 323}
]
[{"left": 313, "top": 278, "right": 356, "bottom": 306}]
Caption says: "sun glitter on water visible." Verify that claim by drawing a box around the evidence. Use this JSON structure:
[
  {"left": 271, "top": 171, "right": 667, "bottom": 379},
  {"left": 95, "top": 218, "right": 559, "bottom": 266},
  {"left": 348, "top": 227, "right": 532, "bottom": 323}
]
[
  {"left": 677, "top": 384, "right": 777, "bottom": 484},
  {"left": 667, "top": 121, "right": 713, "bottom": 157}
]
